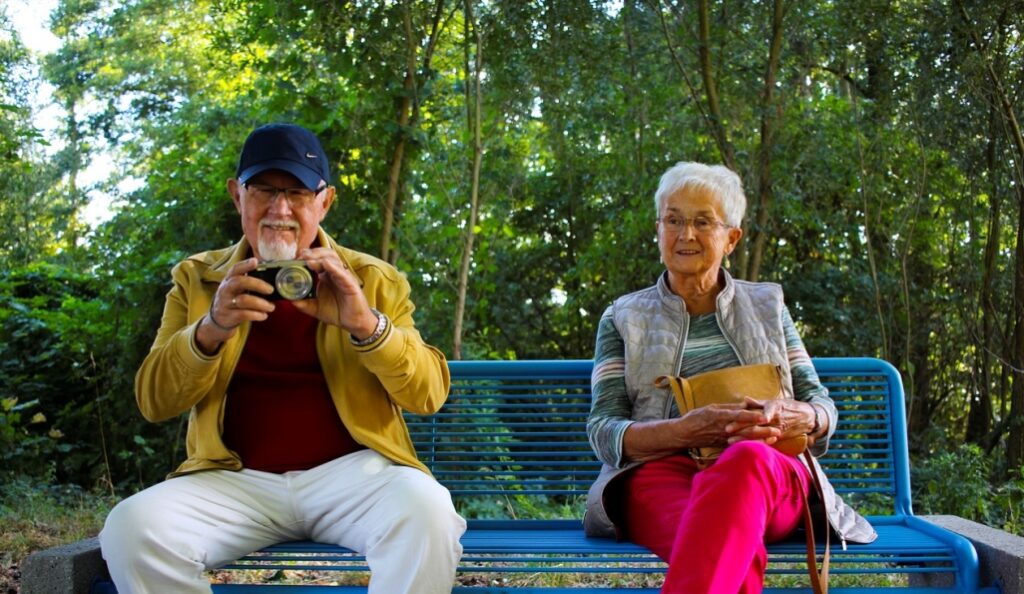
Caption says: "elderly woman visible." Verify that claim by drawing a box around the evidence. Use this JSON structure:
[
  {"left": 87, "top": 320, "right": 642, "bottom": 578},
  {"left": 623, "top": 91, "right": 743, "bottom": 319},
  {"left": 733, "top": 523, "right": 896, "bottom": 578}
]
[{"left": 584, "top": 162, "right": 876, "bottom": 593}]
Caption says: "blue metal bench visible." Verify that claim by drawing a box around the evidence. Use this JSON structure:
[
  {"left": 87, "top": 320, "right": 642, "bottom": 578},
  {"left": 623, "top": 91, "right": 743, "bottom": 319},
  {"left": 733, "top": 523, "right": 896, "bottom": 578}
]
[{"left": 95, "top": 357, "right": 994, "bottom": 593}]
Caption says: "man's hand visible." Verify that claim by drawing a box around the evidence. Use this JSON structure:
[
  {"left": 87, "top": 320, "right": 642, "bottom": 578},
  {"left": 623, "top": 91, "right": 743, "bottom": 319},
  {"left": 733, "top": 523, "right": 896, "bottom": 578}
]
[
  {"left": 292, "top": 247, "right": 379, "bottom": 340},
  {"left": 195, "top": 257, "right": 275, "bottom": 354}
]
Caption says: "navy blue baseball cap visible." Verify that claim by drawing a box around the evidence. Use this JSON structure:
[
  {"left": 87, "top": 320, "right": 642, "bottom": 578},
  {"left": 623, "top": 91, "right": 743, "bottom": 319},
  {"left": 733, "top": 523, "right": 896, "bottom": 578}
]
[{"left": 236, "top": 123, "right": 331, "bottom": 190}]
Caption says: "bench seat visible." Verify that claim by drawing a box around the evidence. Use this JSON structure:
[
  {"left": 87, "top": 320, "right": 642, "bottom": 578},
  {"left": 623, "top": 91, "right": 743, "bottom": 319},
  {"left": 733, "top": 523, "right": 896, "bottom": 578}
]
[{"left": 217, "top": 517, "right": 977, "bottom": 586}]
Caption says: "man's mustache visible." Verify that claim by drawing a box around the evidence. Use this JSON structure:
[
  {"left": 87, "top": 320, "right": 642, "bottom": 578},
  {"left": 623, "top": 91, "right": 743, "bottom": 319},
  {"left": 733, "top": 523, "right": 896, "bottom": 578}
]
[{"left": 259, "top": 218, "right": 299, "bottom": 230}]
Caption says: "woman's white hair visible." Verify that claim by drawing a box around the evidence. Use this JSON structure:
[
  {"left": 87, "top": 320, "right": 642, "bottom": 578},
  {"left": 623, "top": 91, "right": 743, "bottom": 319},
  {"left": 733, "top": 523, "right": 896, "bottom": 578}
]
[{"left": 654, "top": 162, "right": 747, "bottom": 227}]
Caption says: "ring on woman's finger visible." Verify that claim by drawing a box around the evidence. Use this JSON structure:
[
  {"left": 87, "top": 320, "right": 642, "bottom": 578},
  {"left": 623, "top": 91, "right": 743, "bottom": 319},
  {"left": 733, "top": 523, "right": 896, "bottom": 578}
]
[{"left": 231, "top": 296, "right": 237, "bottom": 308}]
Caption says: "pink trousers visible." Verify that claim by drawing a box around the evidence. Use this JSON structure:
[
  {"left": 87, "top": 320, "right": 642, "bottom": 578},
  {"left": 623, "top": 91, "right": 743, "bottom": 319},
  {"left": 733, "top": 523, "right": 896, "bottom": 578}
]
[{"left": 622, "top": 441, "right": 811, "bottom": 594}]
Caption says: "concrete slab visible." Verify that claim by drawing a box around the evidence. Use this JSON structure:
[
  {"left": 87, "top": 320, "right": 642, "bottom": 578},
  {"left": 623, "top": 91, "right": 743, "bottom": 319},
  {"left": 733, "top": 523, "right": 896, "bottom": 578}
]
[
  {"left": 21, "top": 537, "right": 104, "bottom": 594},
  {"left": 911, "top": 514, "right": 1024, "bottom": 593}
]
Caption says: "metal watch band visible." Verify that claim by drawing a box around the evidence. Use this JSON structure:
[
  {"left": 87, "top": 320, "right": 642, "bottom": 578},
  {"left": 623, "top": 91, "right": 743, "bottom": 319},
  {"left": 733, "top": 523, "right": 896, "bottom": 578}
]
[{"left": 351, "top": 308, "right": 387, "bottom": 346}]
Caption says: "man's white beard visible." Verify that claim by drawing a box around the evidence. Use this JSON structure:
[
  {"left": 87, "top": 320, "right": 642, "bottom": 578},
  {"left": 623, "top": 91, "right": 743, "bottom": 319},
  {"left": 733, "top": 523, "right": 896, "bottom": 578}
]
[{"left": 258, "top": 236, "right": 298, "bottom": 261}]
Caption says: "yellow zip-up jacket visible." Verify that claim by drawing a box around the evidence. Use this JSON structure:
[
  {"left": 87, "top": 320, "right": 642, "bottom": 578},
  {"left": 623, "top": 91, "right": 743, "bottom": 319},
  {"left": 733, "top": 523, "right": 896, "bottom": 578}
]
[{"left": 135, "top": 227, "right": 449, "bottom": 478}]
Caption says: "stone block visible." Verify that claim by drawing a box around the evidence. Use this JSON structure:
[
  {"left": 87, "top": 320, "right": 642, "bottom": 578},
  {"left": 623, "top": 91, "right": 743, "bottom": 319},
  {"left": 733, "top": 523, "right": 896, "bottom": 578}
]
[
  {"left": 21, "top": 537, "right": 104, "bottom": 594},
  {"left": 910, "top": 514, "right": 1024, "bottom": 593}
]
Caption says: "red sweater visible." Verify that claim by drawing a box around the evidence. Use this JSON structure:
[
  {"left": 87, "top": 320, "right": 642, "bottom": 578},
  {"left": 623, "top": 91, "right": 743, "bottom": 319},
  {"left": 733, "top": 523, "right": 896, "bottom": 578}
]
[{"left": 222, "top": 301, "right": 364, "bottom": 472}]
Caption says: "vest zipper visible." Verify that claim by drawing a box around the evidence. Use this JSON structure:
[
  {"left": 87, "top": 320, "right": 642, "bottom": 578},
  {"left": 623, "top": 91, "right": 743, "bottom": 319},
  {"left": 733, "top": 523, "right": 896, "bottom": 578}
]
[
  {"left": 714, "top": 309, "right": 745, "bottom": 365},
  {"left": 667, "top": 312, "right": 689, "bottom": 418}
]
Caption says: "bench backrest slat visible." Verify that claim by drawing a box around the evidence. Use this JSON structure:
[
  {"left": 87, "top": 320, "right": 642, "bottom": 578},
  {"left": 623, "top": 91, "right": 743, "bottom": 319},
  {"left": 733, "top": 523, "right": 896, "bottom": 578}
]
[{"left": 405, "top": 357, "right": 911, "bottom": 517}]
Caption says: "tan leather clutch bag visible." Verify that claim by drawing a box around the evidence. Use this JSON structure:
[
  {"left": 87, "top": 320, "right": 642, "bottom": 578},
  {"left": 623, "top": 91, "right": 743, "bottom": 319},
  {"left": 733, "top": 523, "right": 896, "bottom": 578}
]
[{"left": 655, "top": 363, "right": 808, "bottom": 467}]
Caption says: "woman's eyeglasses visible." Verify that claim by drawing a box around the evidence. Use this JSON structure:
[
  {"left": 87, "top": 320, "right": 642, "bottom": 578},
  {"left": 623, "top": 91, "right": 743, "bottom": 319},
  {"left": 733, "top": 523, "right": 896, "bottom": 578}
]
[{"left": 657, "top": 215, "right": 730, "bottom": 234}]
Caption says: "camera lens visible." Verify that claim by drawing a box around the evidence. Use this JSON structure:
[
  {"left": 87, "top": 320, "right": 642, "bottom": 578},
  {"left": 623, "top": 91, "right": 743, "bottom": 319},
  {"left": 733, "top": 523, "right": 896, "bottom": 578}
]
[{"left": 275, "top": 265, "right": 314, "bottom": 300}]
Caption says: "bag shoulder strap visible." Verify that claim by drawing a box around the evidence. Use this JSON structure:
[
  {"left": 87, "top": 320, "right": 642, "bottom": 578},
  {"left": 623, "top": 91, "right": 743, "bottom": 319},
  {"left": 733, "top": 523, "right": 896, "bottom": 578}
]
[
  {"left": 655, "top": 375, "right": 697, "bottom": 413},
  {"left": 801, "top": 450, "right": 831, "bottom": 594}
]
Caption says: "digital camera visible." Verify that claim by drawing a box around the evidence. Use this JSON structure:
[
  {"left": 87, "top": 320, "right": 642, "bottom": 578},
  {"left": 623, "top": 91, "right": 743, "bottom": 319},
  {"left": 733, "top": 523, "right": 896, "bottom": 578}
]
[{"left": 248, "top": 260, "right": 317, "bottom": 301}]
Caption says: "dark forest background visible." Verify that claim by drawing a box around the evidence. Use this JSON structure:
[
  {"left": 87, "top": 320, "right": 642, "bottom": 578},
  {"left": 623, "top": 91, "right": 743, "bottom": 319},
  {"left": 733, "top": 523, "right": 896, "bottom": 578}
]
[{"left": 1, "top": 0, "right": 1023, "bottom": 530}]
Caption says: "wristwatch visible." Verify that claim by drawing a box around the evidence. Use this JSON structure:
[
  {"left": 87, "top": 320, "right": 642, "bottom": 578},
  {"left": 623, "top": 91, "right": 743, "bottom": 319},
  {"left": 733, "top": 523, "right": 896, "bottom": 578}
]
[
  {"left": 810, "top": 403, "right": 822, "bottom": 434},
  {"left": 351, "top": 308, "right": 388, "bottom": 346}
]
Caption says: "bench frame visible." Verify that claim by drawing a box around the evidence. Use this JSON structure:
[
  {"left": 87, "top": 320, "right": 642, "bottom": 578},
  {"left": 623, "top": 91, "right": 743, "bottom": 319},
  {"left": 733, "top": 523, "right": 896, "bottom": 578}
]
[{"left": 45, "top": 358, "right": 1000, "bottom": 593}]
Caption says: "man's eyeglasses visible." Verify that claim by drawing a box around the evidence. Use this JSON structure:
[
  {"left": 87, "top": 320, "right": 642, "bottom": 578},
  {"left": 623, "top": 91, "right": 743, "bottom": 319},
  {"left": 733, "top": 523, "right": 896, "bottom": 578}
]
[
  {"left": 244, "top": 183, "right": 328, "bottom": 207},
  {"left": 657, "top": 215, "right": 730, "bottom": 234}
]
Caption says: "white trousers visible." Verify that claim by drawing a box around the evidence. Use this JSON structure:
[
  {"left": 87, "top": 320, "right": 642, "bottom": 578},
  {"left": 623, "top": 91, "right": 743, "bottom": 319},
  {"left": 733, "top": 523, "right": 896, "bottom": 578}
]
[{"left": 100, "top": 449, "right": 466, "bottom": 594}]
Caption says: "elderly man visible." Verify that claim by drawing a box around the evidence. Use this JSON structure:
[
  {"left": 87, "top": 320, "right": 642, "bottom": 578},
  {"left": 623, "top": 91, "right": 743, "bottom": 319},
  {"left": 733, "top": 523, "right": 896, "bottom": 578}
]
[{"left": 100, "top": 123, "right": 465, "bottom": 594}]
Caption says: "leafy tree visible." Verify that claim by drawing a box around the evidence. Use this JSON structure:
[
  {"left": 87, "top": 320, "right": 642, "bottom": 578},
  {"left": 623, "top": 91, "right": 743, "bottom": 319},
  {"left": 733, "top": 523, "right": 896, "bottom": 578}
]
[
  {"left": 0, "top": 10, "right": 67, "bottom": 267},
  {"left": 1, "top": 0, "right": 1017, "bottom": 506}
]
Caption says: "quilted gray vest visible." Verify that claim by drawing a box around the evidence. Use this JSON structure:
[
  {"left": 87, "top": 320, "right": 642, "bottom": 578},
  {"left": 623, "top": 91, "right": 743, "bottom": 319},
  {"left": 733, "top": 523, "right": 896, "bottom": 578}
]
[{"left": 612, "top": 270, "right": 793, "bottom": 421}]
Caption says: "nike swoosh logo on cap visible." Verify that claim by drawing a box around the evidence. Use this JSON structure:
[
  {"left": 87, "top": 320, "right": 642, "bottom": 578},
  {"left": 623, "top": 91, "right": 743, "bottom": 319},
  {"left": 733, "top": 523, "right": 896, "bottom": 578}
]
[{"left": 306, "top": 152, "right": 317, "bottom": 159}]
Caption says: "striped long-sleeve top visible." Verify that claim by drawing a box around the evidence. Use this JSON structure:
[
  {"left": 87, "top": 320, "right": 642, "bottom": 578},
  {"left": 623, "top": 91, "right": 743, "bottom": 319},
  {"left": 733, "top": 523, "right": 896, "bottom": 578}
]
[{"left": 588, "top": 306, "right": 830, "bottom": 468}]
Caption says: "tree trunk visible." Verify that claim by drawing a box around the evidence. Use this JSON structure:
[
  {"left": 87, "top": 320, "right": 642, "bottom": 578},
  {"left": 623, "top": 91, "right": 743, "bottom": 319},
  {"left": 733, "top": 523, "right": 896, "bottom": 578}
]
[
  {"left": 696, "top": 0, "right": 748, "bottom": 277},
  {"left": 906, "top": 301, "right": 937, "bottom": 451},
  {"left": 651, "top": 0, "right": 737, "bottom": 176},
  {"left": 747, "top": 0, "right": 785, "bottom": 282},
  {"left": 453, "top": 0, "right": 483, "bottom": 360},
  {"left": 696, "top": 0, "right": 737, "bottom": 173},
  {"left": 379, "top": 0, "right": 448, "bottom": 263},
  {"left": 966, "top": 102, "right": 1001, "bottom": 445},
  {"left": 379, "top": 1, "right": 417, "bottom": 262},
  {"left": 623, "top": 0, "right": 647, "bottom": 193},
  {"left": 854, "top": 122, "right": 890, "bottom": 363}
]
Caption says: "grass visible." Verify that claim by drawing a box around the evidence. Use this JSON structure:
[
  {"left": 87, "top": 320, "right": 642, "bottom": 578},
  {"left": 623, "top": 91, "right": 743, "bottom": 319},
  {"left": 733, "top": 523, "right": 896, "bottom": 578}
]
[
  {"left": 0, "top": 475, "right": 116, "bottom": 594},
  {"left": 210, "top": 553, "right": 908, "bottom": 589},
  {"left": 204, "top": 566, "right": 906, "bottom": 589}
]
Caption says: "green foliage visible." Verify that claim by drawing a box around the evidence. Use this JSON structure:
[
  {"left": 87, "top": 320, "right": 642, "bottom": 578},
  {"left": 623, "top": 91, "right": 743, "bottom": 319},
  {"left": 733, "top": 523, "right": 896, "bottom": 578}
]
[
  {"left": 0, "top": 10, "right": 69, "bottom": 267},
  {"left": 0, "top": 264, "right": 98, "bottom": 479},
  {"left": 0, "top": 397, "right": 63, "bottom": 470},
  {"left": 457, "top": 494, "right": 584, "bottom": 521},
  {"left": 993, "top": 475, "right": 1024, "bottom": 535},
  {"left": 911, "top": 444, "right": 1024, "bottom": 536},
  {"left": 0, "top": 260, "right": 179, "bottom": 490},
  {"left": 0, "top": 0, "right": 1016, "bottom": 515},
  {"left": 914, "top": 443, "right": 994, "bottom": 520}
]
